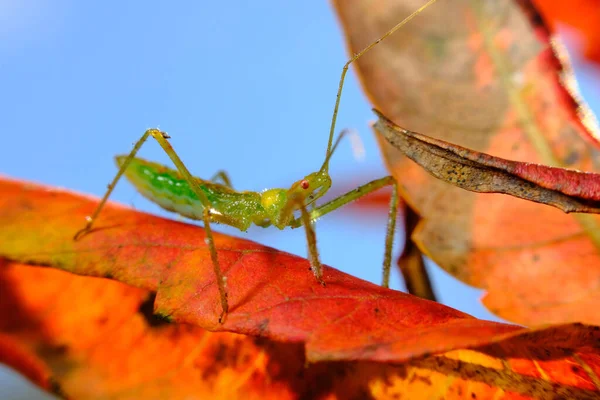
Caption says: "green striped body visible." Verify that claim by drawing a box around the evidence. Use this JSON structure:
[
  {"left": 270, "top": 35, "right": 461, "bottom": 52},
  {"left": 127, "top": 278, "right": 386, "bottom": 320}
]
[{"left": 116, "top": 156, "right": 269, "bottom": 230}]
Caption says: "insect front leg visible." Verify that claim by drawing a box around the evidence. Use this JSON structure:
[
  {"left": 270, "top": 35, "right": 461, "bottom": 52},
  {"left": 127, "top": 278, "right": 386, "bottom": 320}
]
[
  {"left": 279, "top": 193, "right": 326, "bottom": 285},
  {"left": 290, "top": 176, "right": 399, "bottom": 288},
  {"left": 297, "top": 199, "right": 325, "bottom": 285}
]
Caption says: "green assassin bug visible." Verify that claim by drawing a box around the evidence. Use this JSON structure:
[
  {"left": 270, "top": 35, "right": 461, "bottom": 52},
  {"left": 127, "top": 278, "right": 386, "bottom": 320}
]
[{"left": 74, "top": 0, "right": 437, "bottom": 323}]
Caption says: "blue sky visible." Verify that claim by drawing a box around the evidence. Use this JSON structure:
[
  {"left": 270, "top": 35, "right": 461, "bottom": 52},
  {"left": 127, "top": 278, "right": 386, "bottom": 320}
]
[{"left": 2, "top": 1, "right": 600, "bottom": 396}]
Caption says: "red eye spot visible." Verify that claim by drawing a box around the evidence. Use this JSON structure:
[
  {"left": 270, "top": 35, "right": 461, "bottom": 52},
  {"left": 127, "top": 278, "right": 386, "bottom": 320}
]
[{"left": 301, "top": 180, "right": 310, "bottom": 189}]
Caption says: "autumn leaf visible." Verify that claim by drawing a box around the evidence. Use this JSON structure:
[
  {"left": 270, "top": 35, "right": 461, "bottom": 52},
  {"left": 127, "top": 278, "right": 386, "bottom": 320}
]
[
  {"left": 2, "top": 177, "right": 600, "bottom": 398},
  {"left": 2, "top": 262, "right": 600, "bottom": 399},
  {"left": 0, "top": 176, "right": 518, "bottom": 361},
  {"left": 533, "top": 0, "right": 600, "bottom": 64},
  {"left": 374, "top": 109, "right": 600, "bottom": 213},
  {"left": 333, "top": 0, "right": 600, "bottom": 326}
]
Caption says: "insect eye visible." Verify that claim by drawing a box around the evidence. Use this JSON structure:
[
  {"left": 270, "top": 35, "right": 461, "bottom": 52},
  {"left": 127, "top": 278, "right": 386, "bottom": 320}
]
[{"left": 300, "top": 180, "right": 310, "bottom": 190}]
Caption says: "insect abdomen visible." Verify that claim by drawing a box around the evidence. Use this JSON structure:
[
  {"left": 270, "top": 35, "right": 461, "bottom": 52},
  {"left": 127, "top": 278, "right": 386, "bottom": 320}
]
[
  {"left": 115, "top": 156, "right": 265, "bottom": 223},
  {"left": 116, "top": 156, "right": 208, "bottom": 220}
]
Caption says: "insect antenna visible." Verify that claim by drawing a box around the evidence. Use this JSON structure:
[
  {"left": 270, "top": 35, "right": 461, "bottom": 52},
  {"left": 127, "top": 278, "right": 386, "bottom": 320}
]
[
  {"left": 319, "top": 128, "right": 364, "bottom": 169},
  {"left": 319, "top": 0, "right": 439, "bottom": 174}
]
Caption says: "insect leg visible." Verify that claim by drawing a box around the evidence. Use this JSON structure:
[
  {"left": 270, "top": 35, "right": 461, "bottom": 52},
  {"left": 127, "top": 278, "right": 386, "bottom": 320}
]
[
  {"left": 210, "top": 170, "right": 233, "bottom": 188},
  {"left": 74, "top": 129, "right": 230, "bottom": 322},
  {"left": 290, "top": 176, "right": 399, "bottom": 288},
  {"left": 296, "top": 198, "right": 325, "bottom": 285},
  {"left": 74, "top": 130, "right": 153, "bottom": 240},
  {"left": 136, "top": 130, "right": 230, "bottom": 323},
  {"left": 202, "top": 208, "right": 229, "bottom": 323}
]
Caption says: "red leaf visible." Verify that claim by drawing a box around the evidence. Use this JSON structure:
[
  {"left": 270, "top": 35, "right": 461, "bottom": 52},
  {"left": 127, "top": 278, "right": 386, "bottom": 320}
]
[
  {"left": 533, "top": 0, "right": 600, "bottom": 64},
  {"left": 374, "top": 110, "right": 600, "bottom": 212},
  {"left": 2, "top": 176, "right": 600, "bottom": 398},
  {"left": 0, "top": 176, "right": 518, "bottom": 362}
]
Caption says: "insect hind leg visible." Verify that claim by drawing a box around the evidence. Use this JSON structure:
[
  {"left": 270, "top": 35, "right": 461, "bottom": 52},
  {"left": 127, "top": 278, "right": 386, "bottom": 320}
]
[
  {"left": 73, "top": 129, "right": 155, "bottom": 240},
  {"left": 73, "top": 129, "right": 230, "bottom": 323}
]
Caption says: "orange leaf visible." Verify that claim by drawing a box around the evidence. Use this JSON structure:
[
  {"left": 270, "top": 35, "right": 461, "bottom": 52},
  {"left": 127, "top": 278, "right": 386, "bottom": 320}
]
[
  {"left": 2, "top": 263, "right": 600, "bottom": 398},
  {"left": 2, "top": 177, "right": 600, "bottom": 398},
  {"left": 333, "top": 0, "right": 600, "bottom": 326},
  {"left": 0, "top": 333, "right": 53, "bottom": 393}
]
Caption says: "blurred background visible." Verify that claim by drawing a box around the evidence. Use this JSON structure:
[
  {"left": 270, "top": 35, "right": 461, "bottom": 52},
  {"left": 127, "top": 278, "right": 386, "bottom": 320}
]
[{"left": 1, "top": 1, "right": 599, "bottom": 398}]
